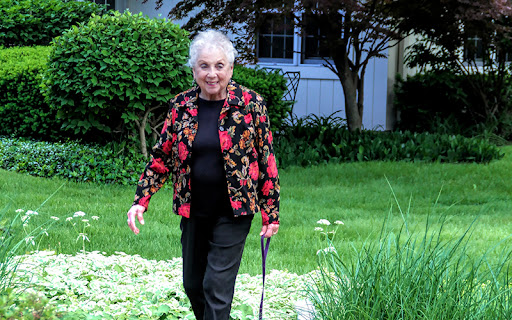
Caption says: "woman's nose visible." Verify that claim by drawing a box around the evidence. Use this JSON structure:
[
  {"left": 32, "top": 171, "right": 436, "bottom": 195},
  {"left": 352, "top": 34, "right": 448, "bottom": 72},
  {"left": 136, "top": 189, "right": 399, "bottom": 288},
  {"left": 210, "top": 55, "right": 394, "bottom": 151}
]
[{"left": 206, "top": 69, "right": 216, "bottom": 78}]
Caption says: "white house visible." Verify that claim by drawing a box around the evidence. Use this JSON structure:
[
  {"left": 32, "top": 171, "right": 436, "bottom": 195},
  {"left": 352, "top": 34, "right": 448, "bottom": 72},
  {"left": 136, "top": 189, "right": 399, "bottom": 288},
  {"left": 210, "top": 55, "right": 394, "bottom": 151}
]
[{"left": 96, "top": 0, "right": 405, "bottom": 130}]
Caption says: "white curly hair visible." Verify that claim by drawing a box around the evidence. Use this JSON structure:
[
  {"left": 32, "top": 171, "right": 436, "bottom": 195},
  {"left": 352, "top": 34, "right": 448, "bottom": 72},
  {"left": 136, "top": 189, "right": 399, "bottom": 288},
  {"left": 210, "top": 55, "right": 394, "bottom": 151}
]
[{"left": 188, "top": 30, "right": 238, "bottom": 68}]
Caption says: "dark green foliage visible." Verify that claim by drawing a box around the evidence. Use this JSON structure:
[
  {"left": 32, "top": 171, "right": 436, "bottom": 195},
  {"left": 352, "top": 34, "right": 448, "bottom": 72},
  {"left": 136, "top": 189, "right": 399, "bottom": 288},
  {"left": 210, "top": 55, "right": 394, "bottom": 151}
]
[
  {"left": 0, "top": 0, "right": 106, "bottom": 47},
  {"left": 275, "top": 113, "right": 504, "bottom": 168},
  {"left": 0, "top": 46, "right": 65, "bottom": 140},
  {"left": 0, "top": 136, "right": 146, "bottom": 185},
  {"left": 232, "top": 65, "right": 292, "bottom": 131},
  {"left": 42, "top": 11, "right": 192, "bottom": 149},
  {"left": 0, "top": 115, "right": 504, "bottom": 186},
  {"left": 394, "top": 71, "right": 512, "bottom": 141}
]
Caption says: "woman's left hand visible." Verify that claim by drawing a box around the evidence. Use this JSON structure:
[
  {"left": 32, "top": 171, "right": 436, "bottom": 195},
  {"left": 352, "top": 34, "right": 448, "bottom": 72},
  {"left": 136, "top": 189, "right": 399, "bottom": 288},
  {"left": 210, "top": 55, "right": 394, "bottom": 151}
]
[{"left": 260, "top": 224, "right": 279, "bottom": 238}]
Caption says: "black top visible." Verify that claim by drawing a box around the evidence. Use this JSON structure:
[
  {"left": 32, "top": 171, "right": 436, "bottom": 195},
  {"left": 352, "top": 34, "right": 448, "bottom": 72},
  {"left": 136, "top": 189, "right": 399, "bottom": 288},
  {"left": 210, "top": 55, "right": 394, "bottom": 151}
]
[{"left": 190, "top": 98, "right": 232, "bottom": 217}]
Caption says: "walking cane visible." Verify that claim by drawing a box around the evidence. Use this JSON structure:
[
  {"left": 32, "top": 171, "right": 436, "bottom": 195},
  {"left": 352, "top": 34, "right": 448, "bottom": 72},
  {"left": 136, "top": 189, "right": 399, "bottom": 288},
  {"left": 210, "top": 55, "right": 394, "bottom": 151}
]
[{"left": 259, "top": 235, "right": 270, "bottom": 320}]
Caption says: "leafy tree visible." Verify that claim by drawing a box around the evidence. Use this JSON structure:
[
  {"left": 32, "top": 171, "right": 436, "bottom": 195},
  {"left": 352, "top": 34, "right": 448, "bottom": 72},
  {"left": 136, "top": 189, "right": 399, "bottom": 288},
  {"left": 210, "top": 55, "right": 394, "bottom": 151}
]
[
  {"left": 143, "top": 0, "right": 407, "bottom": 131},
  {"left": 389, "top": 0, "right": 512, "bottom": 133}
]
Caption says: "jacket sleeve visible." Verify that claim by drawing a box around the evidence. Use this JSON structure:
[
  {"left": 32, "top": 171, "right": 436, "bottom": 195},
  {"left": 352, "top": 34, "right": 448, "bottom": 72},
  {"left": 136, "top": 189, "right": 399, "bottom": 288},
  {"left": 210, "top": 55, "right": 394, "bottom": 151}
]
[
  {"left": 254, "top": 97, "right": 280, "bottom": 225},
  {"left": 132, "top": 101, "right": 176, "bottom": 211}
]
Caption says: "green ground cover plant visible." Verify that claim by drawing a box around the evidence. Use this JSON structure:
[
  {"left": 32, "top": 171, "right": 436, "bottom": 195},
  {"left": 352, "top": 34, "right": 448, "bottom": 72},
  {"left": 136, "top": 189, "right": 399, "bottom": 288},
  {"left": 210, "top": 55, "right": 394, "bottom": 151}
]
[
  {"left": 9, "top": 251, "right": 309, "bottom": 319},
  {"left": 0, "top": 121, "right": 504, "bottom": 187},
  {"left": 0, "top": 137, "right": 145, "bottom": 185},
  {"left": 0, "top": 203, "right": 62, "bottom": 319}
]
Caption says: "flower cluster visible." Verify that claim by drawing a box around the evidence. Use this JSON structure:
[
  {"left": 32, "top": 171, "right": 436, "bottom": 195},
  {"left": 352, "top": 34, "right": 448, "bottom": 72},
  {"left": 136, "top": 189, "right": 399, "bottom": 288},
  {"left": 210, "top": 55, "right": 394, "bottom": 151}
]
[
  {"left": 315, "top": 219, "right": 344, "bottom": 240},
  {"left": 314, "top": 219, "right": 344, "bottom": 256},
  {"left": 66, "top": 211, "right": 100, "bottom": 253},
  {"left": 20, "top": 209, "right": 38, "bottom": 228}
]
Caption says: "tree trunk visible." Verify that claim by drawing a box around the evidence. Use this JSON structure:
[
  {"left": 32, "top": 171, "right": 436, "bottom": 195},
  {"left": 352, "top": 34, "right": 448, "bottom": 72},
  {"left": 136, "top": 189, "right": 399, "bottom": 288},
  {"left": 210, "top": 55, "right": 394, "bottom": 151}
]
[
  {"left": 139, "top": 121, "right": 148, "bottom": 159},
  {"left": 339, "top": 69, "right": 363, "bottom": 131},
  {"left": 135, "top": 109, "right": 151, "bottom": 160}
]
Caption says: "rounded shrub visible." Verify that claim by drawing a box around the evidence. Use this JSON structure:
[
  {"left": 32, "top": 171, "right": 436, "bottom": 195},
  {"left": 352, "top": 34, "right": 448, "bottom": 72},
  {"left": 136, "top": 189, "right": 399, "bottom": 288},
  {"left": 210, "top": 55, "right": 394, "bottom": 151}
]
[
  {"left": 0, "top": 0, "right": 106, "bottom": 47},
  {"left": 42, "top": 11, "right": 193, "bottom": 153},
  {"left": 0, "top": 46, "right": 65, "bottom": 140}
]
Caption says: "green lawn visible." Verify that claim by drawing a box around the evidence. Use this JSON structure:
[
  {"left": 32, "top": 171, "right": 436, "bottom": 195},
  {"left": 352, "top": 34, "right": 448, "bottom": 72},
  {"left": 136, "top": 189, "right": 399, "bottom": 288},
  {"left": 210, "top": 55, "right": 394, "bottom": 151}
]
[{"left": 1, "top": 146, "right": 511, "bottom": 275}]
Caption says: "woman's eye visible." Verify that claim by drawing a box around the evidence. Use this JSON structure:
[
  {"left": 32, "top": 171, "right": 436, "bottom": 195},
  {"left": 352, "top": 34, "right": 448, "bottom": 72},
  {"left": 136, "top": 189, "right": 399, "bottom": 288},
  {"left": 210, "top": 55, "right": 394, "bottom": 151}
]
[{"left": 216, "top": 64, "right": 224, "bottom": 69}]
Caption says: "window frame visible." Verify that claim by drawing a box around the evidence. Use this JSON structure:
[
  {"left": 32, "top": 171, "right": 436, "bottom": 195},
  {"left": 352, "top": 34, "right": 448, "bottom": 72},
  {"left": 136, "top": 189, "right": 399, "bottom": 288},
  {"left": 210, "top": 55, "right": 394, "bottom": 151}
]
[
  {"left": 256, "top": 11, "right": 332, "bottom": 66},
  {"left": 464, "top": 35, "right": 512, "bottom": 64},
  {"left": 87, "top": 0, "right": 115, "bottom": 10},
  {"left": 256, "top": 13, "right": 295, "bottom": 64}
]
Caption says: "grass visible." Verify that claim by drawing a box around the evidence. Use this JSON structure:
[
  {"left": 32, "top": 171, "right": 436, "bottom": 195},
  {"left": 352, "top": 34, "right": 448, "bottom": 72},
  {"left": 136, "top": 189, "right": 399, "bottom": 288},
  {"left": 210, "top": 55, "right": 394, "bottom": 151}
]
[{"left": 1, "top": 146, "right": 511, "bottom": 276}]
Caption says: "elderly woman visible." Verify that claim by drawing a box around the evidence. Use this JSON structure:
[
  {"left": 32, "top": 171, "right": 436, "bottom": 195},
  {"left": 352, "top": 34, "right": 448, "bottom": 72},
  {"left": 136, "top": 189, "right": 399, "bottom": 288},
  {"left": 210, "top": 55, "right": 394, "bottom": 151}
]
[{"left": 126, "top": 29, "right": 280, "bottom": 320}]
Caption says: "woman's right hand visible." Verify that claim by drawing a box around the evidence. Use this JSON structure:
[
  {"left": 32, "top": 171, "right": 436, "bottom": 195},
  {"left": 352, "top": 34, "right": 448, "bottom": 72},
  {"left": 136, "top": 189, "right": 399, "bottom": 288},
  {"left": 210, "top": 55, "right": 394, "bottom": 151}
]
[{"left": 127, "top": 205, "right": 146, "bottom": 235}]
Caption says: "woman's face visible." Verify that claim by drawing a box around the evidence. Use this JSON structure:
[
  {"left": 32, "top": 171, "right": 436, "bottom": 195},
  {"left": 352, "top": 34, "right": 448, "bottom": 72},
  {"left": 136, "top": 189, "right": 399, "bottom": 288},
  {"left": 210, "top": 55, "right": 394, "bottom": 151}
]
[{"left": 193, "top": 47, "right": 233, "bottom": 101}]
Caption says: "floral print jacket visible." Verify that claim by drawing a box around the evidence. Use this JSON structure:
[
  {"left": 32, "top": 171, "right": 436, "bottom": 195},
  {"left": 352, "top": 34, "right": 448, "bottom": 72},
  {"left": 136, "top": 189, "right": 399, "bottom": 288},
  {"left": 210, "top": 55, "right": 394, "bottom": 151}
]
[{"left": 133, "top": 81, "right": 280, "bottom": 225}]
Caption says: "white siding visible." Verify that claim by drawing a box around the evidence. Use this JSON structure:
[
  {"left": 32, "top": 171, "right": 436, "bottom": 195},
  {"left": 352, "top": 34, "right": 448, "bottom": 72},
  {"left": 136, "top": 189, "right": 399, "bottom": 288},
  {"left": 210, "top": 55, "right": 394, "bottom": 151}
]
[{"left": 262, "top": 59, "right": 388, "bottom": 130}]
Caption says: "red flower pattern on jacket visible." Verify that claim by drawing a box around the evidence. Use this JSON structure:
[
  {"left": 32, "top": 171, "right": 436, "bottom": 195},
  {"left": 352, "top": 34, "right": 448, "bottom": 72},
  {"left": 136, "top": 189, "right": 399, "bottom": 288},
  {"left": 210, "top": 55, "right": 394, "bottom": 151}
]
[
  {"left": 150, "top": 158, "right": 169, "bottom": 174},
  {"left": 133, "top": 81, "right": 280, "bottom": 225},
  {"left": 249, "top": 161, "right": 259, "bottom": 181},
  {"left": 178, "top": 142, "right": 188, "bottom": 161},
  {"left": 219, "top": 131, "right": 233, "bottom": 152},
  {"left": 266, "top": 154, "right": 278, "bottom": 178},
  {"left": 178, "top": 203, "right": 190, "bottom": 218},
  {"left": 262, "top": 180, "right": 273, "bottom": 196}
]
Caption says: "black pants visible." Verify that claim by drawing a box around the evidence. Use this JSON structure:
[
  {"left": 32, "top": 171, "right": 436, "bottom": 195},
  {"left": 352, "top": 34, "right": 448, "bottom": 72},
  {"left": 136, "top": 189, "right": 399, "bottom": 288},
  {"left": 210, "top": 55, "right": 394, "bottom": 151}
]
[{"left": 180, "top": 214, "right": 253, "bottom": 320}]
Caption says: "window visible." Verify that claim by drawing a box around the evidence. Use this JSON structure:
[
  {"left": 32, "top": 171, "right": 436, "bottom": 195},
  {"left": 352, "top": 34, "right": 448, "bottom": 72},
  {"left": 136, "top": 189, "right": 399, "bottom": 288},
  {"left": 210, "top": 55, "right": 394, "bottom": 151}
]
[
  {"left": 464, "top": 36, "right": 484, "bottom": 61},
  {"left": 256, "top": 12, "right": 331, "bottom": 65},
  {"left": 464, "top": 36, "right": 512, "bottom": 63},
  {"left": 302, "top": 13, "right": 330, "bottom": 63},
  {"left": 257, "top": 14, "right": 294, "bottom": 63}
]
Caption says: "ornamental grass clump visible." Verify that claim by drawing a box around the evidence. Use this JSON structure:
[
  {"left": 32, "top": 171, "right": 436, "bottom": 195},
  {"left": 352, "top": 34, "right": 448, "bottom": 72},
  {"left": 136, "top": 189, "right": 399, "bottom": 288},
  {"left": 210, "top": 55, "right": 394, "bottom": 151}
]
[{"left": 306, "top": 211, "right": 512, "bottom": 319}]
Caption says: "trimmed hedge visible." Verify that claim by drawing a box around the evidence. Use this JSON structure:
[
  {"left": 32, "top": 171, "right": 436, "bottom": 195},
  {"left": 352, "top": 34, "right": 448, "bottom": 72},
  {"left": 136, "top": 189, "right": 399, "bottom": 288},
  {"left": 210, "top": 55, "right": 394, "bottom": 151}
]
[
  {"left": 232, "top": 66, "right": 291, "bottom": 131},
  {"left": 0, "top": 0, "right": 106, "bottom": 47},
  {"left": 0, "top": 46, "right": 64, "bottom": 140}
]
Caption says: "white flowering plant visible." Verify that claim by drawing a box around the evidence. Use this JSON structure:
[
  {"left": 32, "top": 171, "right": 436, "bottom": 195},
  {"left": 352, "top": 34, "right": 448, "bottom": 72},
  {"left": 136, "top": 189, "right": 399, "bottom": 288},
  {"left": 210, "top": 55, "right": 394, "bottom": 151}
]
[
  {"left": 66, "top": 211, "right": 100, "bottom": 253},
  {"left": 315, "top": 219, "right": 344, "bottom": 242}
]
